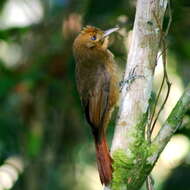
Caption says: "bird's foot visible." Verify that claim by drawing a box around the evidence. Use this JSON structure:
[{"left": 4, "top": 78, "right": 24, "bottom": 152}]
[{"left": 119, "top": 66, "right": 144, "bottom": 92}]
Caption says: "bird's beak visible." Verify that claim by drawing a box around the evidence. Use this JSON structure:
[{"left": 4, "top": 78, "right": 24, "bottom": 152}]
[{"left": 103, "top": 27, "right": 119, "bottom": 38}]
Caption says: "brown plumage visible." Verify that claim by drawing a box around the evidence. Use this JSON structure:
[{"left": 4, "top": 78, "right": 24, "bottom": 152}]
[{"left": 73, "top": 25, "right": 119, "bottom": 185}]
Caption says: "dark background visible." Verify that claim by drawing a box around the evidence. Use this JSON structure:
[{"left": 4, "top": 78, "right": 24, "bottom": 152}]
[{"left": 0, "top": 0, "right": 189, "bottom": 189}]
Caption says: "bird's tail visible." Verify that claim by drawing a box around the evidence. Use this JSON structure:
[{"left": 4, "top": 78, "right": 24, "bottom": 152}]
[{"left": 94, "top": 133, "right": 112, "bottom": 185}]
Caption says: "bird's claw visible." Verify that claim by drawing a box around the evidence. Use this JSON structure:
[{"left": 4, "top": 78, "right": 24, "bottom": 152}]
[{"left": 119, "top": 66, "right": 144, "bottom": 92}]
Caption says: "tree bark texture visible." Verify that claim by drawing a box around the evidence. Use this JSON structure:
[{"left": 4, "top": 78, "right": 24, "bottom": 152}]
[{"left": 103, "top": 0, "right": 190, "bottom": 190}]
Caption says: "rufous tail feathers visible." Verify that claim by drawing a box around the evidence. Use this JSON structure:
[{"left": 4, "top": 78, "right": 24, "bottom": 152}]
[{"left": 94, "top": 134, "right": 112, "bottom": 185}]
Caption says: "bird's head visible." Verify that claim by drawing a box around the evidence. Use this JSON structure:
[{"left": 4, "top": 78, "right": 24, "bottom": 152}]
[{"left": 73, "top": 25, "right": 119, "bottom": 50}]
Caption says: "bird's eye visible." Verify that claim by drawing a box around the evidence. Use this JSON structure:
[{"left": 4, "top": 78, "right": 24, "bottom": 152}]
[{"left": 91, "top": 35, "right": 96, "bottom": 40}]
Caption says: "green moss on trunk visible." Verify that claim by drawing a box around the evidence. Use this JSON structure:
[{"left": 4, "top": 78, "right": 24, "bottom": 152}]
[{"left": 111, "top": 113, "right": 152, "bottom": 190}]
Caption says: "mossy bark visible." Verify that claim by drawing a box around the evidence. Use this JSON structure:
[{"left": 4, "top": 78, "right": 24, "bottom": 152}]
[
  {"left": 103, "top": 0, "right": 190, "bottom": 190},
  {"left": 110, "top": 84, "right": 190, "bottom": 190}
]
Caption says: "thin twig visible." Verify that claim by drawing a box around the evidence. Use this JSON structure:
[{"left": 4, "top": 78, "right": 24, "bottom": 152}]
[
  {"left": 150, "top": 48, "right": 171, "bottom": 133},
  {"left": 148, "top": 11, "right": 164, "bottom": 135},
  {"left": 149, "top": 68, "right": 165, "bottom": 135},
  {"left": 146, "top": 5, "right": 172, "bottom": 189},
  {"left": 165, "top": 0, "right": 172, "bottom": 36},
  {"left": 148, "top": 5, "right": 172, "bottom": 137}
]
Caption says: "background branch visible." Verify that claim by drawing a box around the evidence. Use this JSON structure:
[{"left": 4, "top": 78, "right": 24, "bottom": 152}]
[{"left": 148, "top": 83, "right": 190, "bottom": 164}]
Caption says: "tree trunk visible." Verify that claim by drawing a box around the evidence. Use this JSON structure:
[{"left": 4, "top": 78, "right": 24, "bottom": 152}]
[{"left": 103, "top": 0, "right": 190, "bottom": 189}]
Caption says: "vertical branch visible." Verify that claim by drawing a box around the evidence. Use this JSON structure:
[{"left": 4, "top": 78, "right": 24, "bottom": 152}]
[
  {"left": 102, "top": 0, "right": 190, "bottom": 189},
  {"left": 111, "top": 0, "right": 168, "bottom": 153},
  {"left": 104, "top": 0, "right": 168, "bottom": 189}
]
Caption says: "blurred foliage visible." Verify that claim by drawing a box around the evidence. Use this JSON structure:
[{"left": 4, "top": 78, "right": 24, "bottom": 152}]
[{"left": 0, "top": 0, "right": 189, "bottom": 190}]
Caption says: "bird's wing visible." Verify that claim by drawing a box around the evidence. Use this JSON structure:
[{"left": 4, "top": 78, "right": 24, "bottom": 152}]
[{"left": 82, "top": 68, "right": 111, "bottom": 136}]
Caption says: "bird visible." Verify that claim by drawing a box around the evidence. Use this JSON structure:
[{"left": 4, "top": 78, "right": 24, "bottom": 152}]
[{"left": 73, "top": 25, "right": 119, "bottom": 185}]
